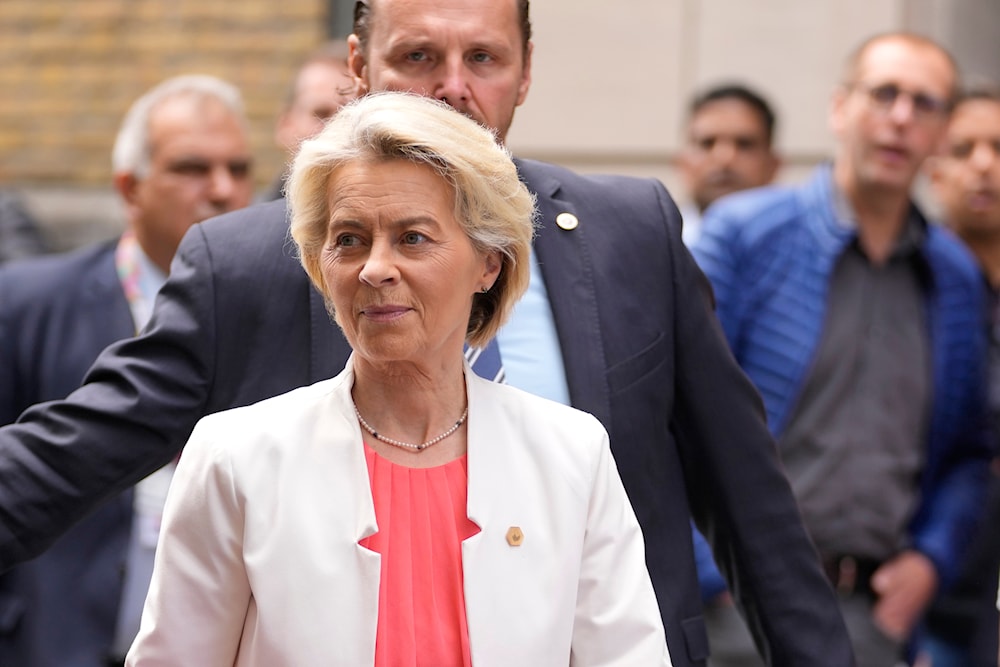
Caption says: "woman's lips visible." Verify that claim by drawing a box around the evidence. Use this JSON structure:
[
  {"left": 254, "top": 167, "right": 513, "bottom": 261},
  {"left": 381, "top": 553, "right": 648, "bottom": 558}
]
[{"left": 360, "top": 305, "right": 411, "bottom": 322}]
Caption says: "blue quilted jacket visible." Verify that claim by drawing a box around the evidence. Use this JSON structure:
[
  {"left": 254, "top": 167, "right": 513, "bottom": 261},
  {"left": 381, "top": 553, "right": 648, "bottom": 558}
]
[{"left": 690, "top": 165, "right": 993, "bottom": 597}]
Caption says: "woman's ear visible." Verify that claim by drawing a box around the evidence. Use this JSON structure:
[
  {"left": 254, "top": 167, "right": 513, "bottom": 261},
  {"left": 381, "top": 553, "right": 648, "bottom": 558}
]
[{"left": 481, "top": 249, "right": 502, "bottom": 289}]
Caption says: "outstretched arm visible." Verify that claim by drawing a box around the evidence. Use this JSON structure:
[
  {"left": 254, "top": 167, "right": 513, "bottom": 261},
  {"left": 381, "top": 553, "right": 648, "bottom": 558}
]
[{"left": 0, "top": 224, "right": 220, "bottom": 568}]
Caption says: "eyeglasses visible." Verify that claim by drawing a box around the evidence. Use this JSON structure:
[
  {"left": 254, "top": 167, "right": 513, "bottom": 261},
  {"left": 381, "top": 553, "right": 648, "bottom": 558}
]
[{"left": 851, "top": 82, "right": 952, "bottom": 120}]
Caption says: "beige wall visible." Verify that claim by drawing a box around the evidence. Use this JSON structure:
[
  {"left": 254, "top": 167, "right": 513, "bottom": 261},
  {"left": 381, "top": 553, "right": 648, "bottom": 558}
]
[
  {"left": 510, "top": 0, "right": 914, "bottom": 201},
  {"left": 6, "top": 0, "right": 998, "bottom": 248}
]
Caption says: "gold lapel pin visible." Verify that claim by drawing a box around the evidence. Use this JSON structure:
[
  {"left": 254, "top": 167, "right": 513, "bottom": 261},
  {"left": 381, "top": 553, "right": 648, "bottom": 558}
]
[
  {"left": 555, "top": 212, "right": 579, "bottom": 231},
  {"left": 506, "top": 526, "right": 524, "bottom": 547}
]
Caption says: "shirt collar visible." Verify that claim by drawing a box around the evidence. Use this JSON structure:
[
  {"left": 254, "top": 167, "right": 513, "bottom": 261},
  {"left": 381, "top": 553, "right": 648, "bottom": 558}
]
[{"left": 830, "top": 175, "right": 927, "bottom": 262}]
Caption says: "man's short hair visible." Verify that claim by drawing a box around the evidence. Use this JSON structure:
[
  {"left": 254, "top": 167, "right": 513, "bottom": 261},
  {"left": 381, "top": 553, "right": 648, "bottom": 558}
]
[
  {"left": 111, "top": 74, "right": 245, "bottom": 177},
  {"left": 687, "top": 83, "right": 777, "bottom": 146},
  {"left": 954, "top": 84, "right": 1000, "bottom": 110}
]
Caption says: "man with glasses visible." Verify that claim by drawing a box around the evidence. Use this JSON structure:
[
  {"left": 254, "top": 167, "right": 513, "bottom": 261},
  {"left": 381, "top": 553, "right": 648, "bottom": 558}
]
[{"left": 692, "top": 32, "right": 991, "bottom": 666}]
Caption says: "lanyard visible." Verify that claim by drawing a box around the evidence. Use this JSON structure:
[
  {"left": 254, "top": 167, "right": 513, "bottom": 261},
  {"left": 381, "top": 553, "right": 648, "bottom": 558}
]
[{"left": 114, "top": 229, "right": 154, "bottom": 334}]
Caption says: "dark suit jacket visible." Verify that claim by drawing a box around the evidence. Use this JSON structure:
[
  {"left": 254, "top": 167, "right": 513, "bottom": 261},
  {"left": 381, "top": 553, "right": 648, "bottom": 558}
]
[
  {"left": 0, "top": 160, "right": 853, "bottom": 666},
  {"left": 0, "top": 241, "right": 134, "bottom": 667}
]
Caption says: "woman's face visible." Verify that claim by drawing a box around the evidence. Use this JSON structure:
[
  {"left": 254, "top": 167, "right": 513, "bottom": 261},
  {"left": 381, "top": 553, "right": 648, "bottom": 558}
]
[{"left": 320, "top": 159, "right": 500, "bottom": 367}]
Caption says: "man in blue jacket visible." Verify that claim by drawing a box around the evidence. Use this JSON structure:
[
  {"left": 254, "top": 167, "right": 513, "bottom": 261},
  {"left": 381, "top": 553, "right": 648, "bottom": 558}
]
[{"left": 693, "top": 33, "right": 992, "bottom": 667}]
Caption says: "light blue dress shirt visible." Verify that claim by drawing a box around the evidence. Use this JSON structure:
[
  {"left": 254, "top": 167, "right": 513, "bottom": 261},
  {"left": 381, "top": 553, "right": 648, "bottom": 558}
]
[{"left": 496, "top": 247, "right": 571, "bottom": 405}]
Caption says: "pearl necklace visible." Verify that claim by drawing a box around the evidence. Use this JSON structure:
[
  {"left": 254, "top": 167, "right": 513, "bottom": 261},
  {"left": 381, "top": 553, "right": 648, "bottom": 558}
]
[{"left": 354, "top": 404, "right": 469, "bottom": 452}]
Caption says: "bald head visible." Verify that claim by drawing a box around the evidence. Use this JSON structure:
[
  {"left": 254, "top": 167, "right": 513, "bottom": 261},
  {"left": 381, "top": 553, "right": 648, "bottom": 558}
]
[{"left": 841, "top": 33, "right": 959, "bottom": 102}]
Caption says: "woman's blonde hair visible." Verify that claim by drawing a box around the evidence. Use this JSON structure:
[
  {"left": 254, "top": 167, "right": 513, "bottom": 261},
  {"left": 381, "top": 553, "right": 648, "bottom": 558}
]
[{"left": 288, "top": 91, "right": 536, "bottom": 347}]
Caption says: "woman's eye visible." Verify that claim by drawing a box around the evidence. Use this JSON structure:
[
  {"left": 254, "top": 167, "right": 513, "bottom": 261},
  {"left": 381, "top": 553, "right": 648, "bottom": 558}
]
[
  {"left": 336, "top": 234, "right": 360, "bottom": 247},
  {"left": 402, "top": 232, "right": 427, "bottom": 244}
]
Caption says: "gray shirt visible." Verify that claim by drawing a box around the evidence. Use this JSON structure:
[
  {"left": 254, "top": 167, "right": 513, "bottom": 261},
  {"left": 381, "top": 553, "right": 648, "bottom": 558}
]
[{"left": 779, "top": 201, "right": 931, "bottom": 561}]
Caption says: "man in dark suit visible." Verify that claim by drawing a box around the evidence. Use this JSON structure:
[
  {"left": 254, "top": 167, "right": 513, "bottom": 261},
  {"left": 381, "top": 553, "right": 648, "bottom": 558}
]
[
  {"left": 0, "top": 1, "right": 853, "bottom": 665},
  {"left": 0, "top": 74, "right": 254, "bottom": 667}
]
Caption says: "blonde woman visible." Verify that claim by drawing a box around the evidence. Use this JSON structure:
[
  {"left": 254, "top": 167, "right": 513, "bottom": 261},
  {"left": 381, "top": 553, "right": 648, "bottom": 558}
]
[{"left": 126, "top": 92, "right": 670, "bottom": 667}]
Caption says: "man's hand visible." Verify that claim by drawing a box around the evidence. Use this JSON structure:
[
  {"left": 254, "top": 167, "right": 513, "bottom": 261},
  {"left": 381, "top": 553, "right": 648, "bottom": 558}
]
[{"left": 871, "top": 550, "right": 938, "bottom": 639}]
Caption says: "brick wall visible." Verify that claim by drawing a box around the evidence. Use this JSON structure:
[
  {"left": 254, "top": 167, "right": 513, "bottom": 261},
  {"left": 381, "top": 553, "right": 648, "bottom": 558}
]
[{"left": 0, "top": 0, "right": 328, "bottom": 189}]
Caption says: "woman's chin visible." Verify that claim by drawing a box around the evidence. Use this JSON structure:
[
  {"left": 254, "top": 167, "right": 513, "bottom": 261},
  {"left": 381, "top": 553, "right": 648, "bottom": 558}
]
[{"left": 353, "top": 339, "right": 422, "bottom": 367}]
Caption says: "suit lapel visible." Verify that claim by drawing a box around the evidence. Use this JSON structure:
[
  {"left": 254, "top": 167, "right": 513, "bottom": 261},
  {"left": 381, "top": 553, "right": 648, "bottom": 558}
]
[
  {"left": 517, "top": 160, "right": 612, "bottom": 428},
  {"left": 88, "top": 244, "right": 135, "bottom": 337}
]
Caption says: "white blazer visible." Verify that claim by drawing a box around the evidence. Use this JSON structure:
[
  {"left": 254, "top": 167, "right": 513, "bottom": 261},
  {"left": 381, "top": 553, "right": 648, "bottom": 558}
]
[{"left": 127, "top": 359, "right": 671, "bottom": 666}]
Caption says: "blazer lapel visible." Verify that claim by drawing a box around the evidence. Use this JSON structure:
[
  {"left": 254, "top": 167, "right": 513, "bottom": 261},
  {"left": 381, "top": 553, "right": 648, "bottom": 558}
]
[{"left": 518, "top": 160, "right": 612, "bottom": 428}]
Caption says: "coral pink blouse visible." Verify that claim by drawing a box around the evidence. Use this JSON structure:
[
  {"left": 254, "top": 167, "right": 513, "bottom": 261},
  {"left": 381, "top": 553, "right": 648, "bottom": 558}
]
[{"left": 359, "top": 444, "right": 481, "bottom": 667}]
